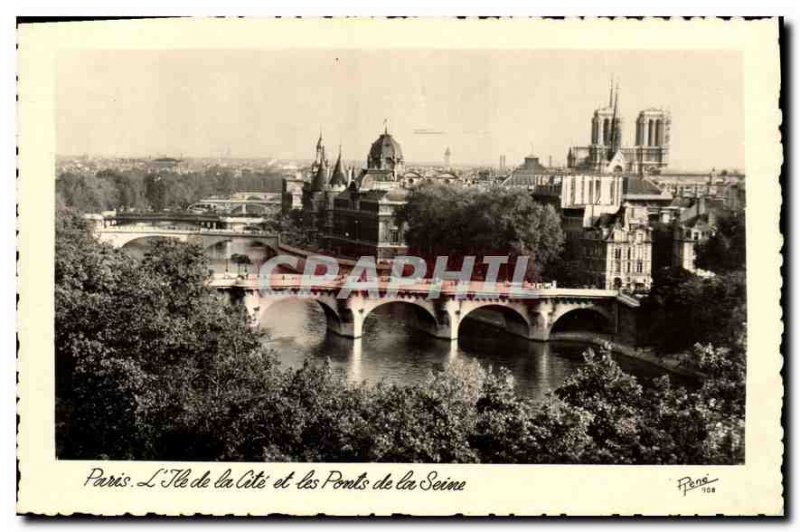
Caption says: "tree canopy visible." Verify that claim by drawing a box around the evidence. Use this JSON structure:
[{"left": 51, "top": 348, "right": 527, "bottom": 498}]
[
  {"left": 639, "top": 267, "right": 746, "bottom": 353},
  {"left": 56, "top": 166, "right": 285, "bottom": 213},
  {"left": 396, "top": 184, "right": 564, "bottom": 280},
  {"left": 695, "top": 208, "right": 746, "bottom": 273}
]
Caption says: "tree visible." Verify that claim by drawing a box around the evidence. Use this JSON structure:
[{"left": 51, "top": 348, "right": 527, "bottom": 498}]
[
  {"left": 640, "top": 267, "right": 746, "bottom": 353},
  {"left": 555, "top": 348, "right": 744, "bottom": 465},
  {"left": 55, "top": 172, "right": 119, "bottom": 212},
  {"left": 695, "top": 208, "right": 746, "bottom": 273},
  {"left": 55, "top": 208, "right": 268, "bottom": 459},
  {"left": 144, "top": 173, "right": 168, "bottom": 211},
  {"left": 470, "top": 367, "right": 592, "bottom": 463},
  {"left": 272, "top": 210, "right": 312, "bottom": 248},
  {"left": 397, "top": 184, "right": 564, "bottom": 279}
]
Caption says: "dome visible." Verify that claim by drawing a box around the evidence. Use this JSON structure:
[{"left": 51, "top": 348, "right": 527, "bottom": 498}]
[{"left": 367, "top": 132, "right": 404, "bottom": 171}]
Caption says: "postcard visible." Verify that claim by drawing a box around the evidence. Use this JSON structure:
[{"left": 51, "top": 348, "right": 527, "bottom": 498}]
[{"left": 17, "top": 17, "right": 783, "bottom": 516}]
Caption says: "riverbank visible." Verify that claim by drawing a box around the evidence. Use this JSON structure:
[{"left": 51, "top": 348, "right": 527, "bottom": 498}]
[
  {"left": 548, "top": 333, "right": 704, "bottom": 380},
  {"left": 462, "top": 313, "right": 704, "bottom": 381}
]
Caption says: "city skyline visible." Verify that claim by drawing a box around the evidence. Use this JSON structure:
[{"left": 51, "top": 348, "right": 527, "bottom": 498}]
[{"left": 57, "top": 49, "right": 744, "bottom": 171}]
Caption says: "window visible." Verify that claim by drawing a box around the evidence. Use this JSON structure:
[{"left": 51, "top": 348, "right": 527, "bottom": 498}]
[
  {"left": 637, "top": 260, "right": 643, "bottom": 273},
  {"left": 614, "top": 248, "right": 622, "bottom": 259}
]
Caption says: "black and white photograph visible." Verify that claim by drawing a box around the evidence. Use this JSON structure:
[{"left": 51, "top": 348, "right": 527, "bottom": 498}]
[
  {"left": 15, "top": 16, "right": 783, "bottom": 517},
  {"left": 53, "top": 46, "right": 748, "bottom": 465}
]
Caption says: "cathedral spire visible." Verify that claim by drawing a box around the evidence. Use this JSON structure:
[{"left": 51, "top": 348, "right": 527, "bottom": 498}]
[
  {"left": 609, "top": 81, "right": 621, "bottom": 155},
  {"left": 609, "top": 76, "right": 614, "bottom": 108}
]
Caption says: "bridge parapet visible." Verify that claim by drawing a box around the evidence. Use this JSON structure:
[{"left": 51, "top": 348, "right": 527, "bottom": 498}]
[
  {"left": 210, "top": 274, "right": 630, "bottom": 341},
  {"left": 92, "top": 224, "right": 280, "bottom": 252}
]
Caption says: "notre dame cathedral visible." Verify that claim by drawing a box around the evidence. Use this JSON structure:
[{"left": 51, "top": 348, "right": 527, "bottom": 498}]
[{"left": 567, "top": 82, "right": 671, "bottom": 175}]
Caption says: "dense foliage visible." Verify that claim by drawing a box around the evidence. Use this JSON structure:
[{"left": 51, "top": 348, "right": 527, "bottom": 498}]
[
  {"left": 641, "top": 205, "right": 747, "bottom": 353},
  {"left": 56, "top": 209, "right": 744, "bottom": 464},
  {"left": 695, "top": 208, "right": 747, "bottom": 273},
  {"left": 640, "top": 267, "right": 747, "bottom": 353},
  {"left": 269, "top": 209, "right": 315, "bottom": 249},
  {"left": 396, "top": 184, "right": 564, "bottom": 280},
  {"left": 56, "top": 167, "right": 285, "bottom": 213}
]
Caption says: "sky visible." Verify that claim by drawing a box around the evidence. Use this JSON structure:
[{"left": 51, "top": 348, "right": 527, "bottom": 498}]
[{"left": 57, "top": 49, "right": 744, "bottom": 171}]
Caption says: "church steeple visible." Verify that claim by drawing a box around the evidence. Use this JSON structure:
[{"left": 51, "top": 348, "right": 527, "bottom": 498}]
[
  {"left": 315, "top": 129, "right": 327, "bottom": 166},
  {"left": 609, "top": 81, "right": 622, "bottom": 154},
  {"left": 309, "top": 130, "right": 329, "bottom": 191}
]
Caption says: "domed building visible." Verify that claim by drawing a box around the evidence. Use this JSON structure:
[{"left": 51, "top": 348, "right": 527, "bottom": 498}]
[
  {"left": 357, "top": 126, "right": 406, "bottom": 190},
  {"left": 367, "top": 128, "right": 405, "bottom": 172},
  {"left": 326, "top": 126, "right": 410, "bottom": 259},
  {"left": 292, "top": 126, "right": 411, "bottom": 259}
]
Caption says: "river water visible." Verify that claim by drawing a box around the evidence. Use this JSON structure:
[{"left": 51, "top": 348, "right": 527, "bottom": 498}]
[{"left": 258, "top": 300, "right": 675, "bottom": 401}]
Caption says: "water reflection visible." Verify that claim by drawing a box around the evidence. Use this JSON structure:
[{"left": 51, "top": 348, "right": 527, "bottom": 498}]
[{"left": 259, "top": 299, "right": 676, "bottom": 401}]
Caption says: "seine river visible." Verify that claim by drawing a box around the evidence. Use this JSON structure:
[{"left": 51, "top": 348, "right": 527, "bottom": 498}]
[{"left": 258, "top": 300, "right": 674, "bottom": 400}]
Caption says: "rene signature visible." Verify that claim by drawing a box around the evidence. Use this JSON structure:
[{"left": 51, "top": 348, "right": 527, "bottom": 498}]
[{"left": 677, "top": 475, "right": 719, "bottom": 496}]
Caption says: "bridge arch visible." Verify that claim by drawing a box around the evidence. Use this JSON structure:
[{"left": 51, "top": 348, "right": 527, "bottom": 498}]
[
  {"left": 256, "top": 294, "right": 344, "bottom": 337},
  {"left": 200, "top": 236, "right": 278, "bottom": 251},
  {"left": 458, "top": 302, "right": 532, "bottom": 340},
  {"left": 361, "top": 299, "right": 441, "bottom": 338},
  {"left": 549, "top": 306, "right": 614, "bottom": 337},
  {"left": 119, "top": 234, "right": 187, "bottom": 256},
  {"left": 203, "top": 237, "right": 279, "bottom": 273}
]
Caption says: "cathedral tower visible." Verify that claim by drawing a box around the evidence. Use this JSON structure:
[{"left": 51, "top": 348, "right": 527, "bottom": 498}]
[
  {"left": 567, "top": 81, "right": 672, "bottom": 175},
  {"left": 588, "top": 80, "right": 623, "bottom": 171},
  {"left": 633, "top": 109, "right": 670, "bottom": 173}
]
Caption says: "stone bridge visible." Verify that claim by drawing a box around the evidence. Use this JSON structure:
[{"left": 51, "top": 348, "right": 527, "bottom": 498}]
[
  {"left": 93, "top": 225, "right": 280, "bottom": 254},
  {"left": 84, "top": 213, "right": 640, "bottom": 343},
  {"left": 210, "top": 274, "right": 640, "bottom": 342},
  {"left": 88, "top": 212, "right": 280, "bottom": 253}
]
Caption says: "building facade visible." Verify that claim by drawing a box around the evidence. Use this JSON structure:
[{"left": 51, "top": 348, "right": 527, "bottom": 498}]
[
  {"left": 290, "top": 127, "right": 410, "bottom": 259},
  {"left": 299, "top": 134, "right": 351, "bottom": 247},
  {"left": 582, "top": 204, "right": 653, "bottom": 291},
  {"left": 326, "top": 128, "right": 409, "bottom": 259}
]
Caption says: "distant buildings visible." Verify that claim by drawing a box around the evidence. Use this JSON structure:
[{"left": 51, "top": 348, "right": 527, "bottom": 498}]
[
  {"left": 651, "top": 197, "right": 725, "bottom": 273},
  {"left": 279, "top": 84, "right": 743, "bottom": 291},
  {"left": 187, "top": 192, "right": 280, "bottom": 216}
]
